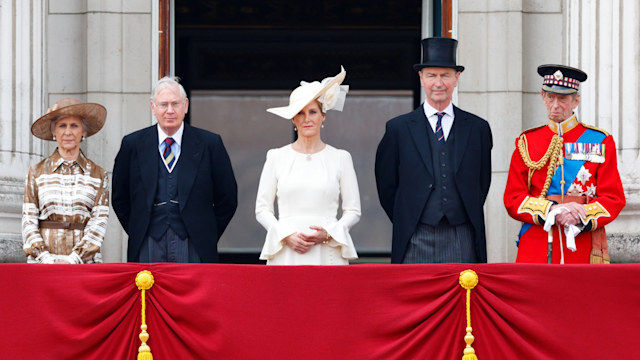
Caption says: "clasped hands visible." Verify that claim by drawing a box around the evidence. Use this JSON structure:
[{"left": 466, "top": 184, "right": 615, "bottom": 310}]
[
  {"left": 549, "top": 202, "right": 586, "bottom": 228},
  {"left": 284, "top": 226, "right": 329, "bottom": 254}
]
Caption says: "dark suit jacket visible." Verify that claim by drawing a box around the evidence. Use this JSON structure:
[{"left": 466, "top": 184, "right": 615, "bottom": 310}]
[
  {"left": 375, "top": 105, "right": 492, "bottom": 263},
  {"left": 112, "top": 123, "right": 237, "bottom": 262}
]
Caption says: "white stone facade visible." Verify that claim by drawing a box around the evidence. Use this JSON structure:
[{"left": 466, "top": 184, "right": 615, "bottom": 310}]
[{"left": 0, "top": 0, "right": 637, "bottom": 262}]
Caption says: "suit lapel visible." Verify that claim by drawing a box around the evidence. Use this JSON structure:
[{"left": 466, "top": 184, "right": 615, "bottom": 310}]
[
  {"left": 137, "top": 126, "right": 160, "bottom": 209},
  {"left": 178, "top": 124, "right": 204, "bottom": 211},
  {"left": 452, "top": 106, "right": 471, "bottom": 172},
  {"left": 408, "top": 107, "right": 434, "bottom": 177}
]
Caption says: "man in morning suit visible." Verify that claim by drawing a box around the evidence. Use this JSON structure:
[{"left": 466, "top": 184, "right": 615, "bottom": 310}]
[
  {"left": 375, "top": 37, "right": 493, "bottom": 263},
  {"left": 112, "top": 76, "right": 237, "bottom": 262}
]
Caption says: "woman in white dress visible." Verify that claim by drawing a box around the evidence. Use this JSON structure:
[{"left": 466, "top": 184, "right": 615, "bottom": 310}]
[{"left": 256, "top": 67, "right": 361, "bottom": 265}]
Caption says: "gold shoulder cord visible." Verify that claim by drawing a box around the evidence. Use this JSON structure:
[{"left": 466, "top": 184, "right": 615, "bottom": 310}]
[{"left": 517, "top": 134, "right": 563, "bottom": 198}]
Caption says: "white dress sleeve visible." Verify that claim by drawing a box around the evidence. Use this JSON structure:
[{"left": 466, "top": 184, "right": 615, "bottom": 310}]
[
  {"left": 256, "top": 149, "right": 296, "bottom": 260},
  {"left": 325, "top": 150, "right": 361, "bottom": 260}
]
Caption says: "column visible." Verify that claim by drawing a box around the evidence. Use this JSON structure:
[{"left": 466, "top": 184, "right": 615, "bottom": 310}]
[
  {"left": 458, "top": 0, "right": 526, "bottom": 262},
  {"left": 82, "top": 1, "right": 154, "bottom": 262},
  {"left": 565, "top": 0, "right": 640, "bottom": 261},
  {"left": 0, "top": 0, "right": 45, "bottom": 261}
]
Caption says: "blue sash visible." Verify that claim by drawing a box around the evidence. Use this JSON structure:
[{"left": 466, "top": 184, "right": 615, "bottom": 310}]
[{"left": 516, "top": 223, "right": 532, "bottom": 246}]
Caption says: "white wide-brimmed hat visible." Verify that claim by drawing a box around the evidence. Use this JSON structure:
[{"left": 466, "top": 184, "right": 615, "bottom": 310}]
[
  {"left": 31, "top": 97, "right": 106, "bottom": 141},
  {"left": 267, "top": 66, "right": 348, "bottom": 119}
]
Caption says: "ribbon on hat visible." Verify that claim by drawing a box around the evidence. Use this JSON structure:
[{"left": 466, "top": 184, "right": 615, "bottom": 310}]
[{"left": 317, "top": 79, "right": 349, "bottom": 113}]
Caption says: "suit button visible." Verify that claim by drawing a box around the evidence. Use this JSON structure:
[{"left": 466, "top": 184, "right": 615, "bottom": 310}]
[
  {"left": 443, "top": 198, "right": 448, "bottom": 202},
  {"left": 442, "top": 174, "right": 447, "bottom": 178},
  {"left": 428, "top": 184, "right": 433, "bottom": 188},
  {"left": 442, "top": 186, "right": 447, "bottom": 190}
]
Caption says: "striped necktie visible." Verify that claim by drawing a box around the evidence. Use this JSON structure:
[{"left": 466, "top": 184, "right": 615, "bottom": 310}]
[
  {"left": 163, "top": 137, "right": 176, "bottom": 169},
  {"left": 435, "top": 112, "right": 446, "bottom": 143}
]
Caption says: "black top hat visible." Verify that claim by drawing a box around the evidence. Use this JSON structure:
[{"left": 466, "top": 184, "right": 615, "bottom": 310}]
[
  {"left": 413, "top": 37, "right": 465, "bottom": 72},
  {"left": 538, "top": 64, "right": 587, "bottom": 94}
]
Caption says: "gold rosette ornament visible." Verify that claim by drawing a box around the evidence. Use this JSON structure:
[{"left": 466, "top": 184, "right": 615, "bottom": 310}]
[
  {"left": 459, "top": 270, "right": 479, "bottom": 360},
  {"left": 135, "top": 270, "right": 155, "bottom": 360}
]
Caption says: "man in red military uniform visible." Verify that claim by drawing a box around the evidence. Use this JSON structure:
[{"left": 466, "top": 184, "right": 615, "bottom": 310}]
[{"left": 504, "top": 64, "right": 626, "bottom": 264}]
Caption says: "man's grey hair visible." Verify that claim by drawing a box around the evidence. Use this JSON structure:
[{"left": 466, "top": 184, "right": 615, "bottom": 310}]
[{"left": 150, "top": 76, "right": 188, "bottom": 102}]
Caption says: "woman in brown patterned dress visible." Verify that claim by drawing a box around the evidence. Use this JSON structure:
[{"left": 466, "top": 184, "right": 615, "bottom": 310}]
[{"left": 22, "top": 98, "right": 109, "bottom": 264}]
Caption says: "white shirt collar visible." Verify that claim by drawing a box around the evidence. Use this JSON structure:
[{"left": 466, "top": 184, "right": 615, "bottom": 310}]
[
  {"left": 422, "top": 102, "right": 455, "bottom": 141},
  {"left": 157, "top": 122, "right": 184, "bottom": 146},
  {"left": 422, "top": 102, "right": 454, "bottom": 118}
]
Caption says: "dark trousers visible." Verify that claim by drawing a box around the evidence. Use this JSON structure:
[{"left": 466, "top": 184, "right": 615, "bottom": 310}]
[
  {"left": 137, "top": 227, "right": 201, "bottom": 263},
  {"left": 403, "top": 219, "right": 477, "bottom": 263}
]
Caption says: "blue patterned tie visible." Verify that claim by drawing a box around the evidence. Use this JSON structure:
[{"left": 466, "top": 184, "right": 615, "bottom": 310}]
[
  {"left": 163, "top": 137, "right": 175, "bottom": 169},
  {"left": 435, "top": 112, "right": 445, "bottom": 143}
]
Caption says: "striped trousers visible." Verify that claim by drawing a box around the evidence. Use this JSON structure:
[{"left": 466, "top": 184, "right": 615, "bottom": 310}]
[
  {"left": 403, "top": 220, "right": 477, "bottom": 263},
  {"left": 137, "top": 227, "right": 201, "bottom": 263}
]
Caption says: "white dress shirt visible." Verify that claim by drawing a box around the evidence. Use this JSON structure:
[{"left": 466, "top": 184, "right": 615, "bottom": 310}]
[
  {"left": 157, "top": 122, "right": 184, "bottom": 172},
  {"left": 422, "top": 102, "right": 455, "bottom": 141}
]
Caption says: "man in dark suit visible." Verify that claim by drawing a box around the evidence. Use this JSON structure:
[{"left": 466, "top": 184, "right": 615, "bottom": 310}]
[
  {"left": 375, "top": 37, "right": 492, "bottom": 263},
  {"left": 112, "top": 77, "right": 237, "bottom": 262}
]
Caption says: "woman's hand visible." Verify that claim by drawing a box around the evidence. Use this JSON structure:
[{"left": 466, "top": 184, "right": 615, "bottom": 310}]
[
  {"left": 284, "top": 233, "right": 315, "bottom": 254},
  {"left": 298, "top": 226, "right": 330, "bottom": 245}
]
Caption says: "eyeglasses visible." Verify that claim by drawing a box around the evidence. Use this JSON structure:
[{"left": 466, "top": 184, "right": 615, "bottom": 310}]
[{"left": 154, "top": 101, "right": 184, "bottom": 110}]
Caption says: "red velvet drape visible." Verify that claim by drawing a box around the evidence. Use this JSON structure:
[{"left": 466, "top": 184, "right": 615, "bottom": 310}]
[{"left": 1, "top": 263, "right": 638, "bottom": 359}]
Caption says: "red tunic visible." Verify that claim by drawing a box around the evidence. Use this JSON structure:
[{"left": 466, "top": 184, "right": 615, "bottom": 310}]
[{"left": 503, "top": 116, "right": 626, "bottom": 263}]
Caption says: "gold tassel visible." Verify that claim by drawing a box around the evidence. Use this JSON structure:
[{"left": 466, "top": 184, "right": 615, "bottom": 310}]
[
  {"left": 135, "top": 271, "right": 155, "bottom": 360},
  {"left": 459, "top": 270, "right": 479, "bottom": 360},
  {"left": 590, "top": 249, "right": 603, "bottom": 264}
]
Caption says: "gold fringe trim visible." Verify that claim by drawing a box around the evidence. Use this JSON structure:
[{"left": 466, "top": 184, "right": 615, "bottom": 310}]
[
  {"left": 590, "top": 249, "right": 611, "bottom": 264},
  {"left": 135, "top": 270, "right": 155, "bottom": 360},
  {"left": 590, "top": 249, "right": 604, "bottom": 264},
  {"left": 459, "top": 270, "right": 479, "bottom": 360}
]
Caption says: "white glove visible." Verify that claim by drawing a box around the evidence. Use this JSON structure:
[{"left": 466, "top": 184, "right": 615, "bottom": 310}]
[{"left": 543, "top": 206, "right": 579, "bottom": 252}]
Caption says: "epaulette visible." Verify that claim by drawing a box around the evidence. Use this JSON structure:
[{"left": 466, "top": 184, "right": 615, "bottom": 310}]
[
  {"left": 519, "top": 124, "right": 547, "bottom": 137},
  {"left": 582, "top": 123, "right": 610, "bottom": 137}
]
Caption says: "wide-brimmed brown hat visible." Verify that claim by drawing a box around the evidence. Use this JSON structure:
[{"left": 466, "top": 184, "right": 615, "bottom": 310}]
[{"left": 31, "top": 98, "right": 107, "bottom": 141}]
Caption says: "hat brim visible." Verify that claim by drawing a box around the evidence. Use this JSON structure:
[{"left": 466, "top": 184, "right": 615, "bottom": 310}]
[
  {"left": 542, "top": 84, "right": 579, "bottom": 95},
  {"left": 267, "top": 97, "right": 318, "bottom": 120},
  {"left": 267, "top": 67, "right": 346, "bottom": 120},
  {"left": 413, "top": 63, "right": 465, "bottom": 72},
  {"left": 31, "top": 103, "right": 107, "bottom": 141}
]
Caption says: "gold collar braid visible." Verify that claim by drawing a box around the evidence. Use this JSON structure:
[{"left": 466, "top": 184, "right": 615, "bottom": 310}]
[{"left": 517, "top": 134, "right": 564, "bottom": 198}]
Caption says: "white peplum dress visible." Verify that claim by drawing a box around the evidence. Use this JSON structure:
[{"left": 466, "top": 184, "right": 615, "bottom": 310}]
[{"left": 256, "top": 144, "right": 361, "bottom": 265}]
